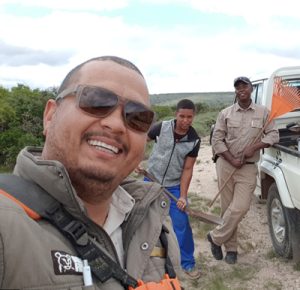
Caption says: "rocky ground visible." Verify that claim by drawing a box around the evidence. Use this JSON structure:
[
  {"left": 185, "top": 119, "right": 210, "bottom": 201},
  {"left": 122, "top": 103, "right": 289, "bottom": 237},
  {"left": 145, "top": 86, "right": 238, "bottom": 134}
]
[{"left": 179, "top": 137, "right": 300, "bottom": 290}]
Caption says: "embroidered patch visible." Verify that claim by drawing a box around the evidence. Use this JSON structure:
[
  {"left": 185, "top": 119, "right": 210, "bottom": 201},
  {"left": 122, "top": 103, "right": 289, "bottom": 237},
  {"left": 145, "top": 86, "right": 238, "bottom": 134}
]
[{"left": 51, "top": 250, "right": 83, "bottom": 275}]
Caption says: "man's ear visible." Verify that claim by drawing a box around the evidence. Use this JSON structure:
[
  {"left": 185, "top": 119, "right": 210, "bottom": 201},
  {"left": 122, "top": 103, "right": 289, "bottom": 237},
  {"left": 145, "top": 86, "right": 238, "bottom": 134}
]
[{"left": 43, "top": 99, "right": 58, "bottom": 136}]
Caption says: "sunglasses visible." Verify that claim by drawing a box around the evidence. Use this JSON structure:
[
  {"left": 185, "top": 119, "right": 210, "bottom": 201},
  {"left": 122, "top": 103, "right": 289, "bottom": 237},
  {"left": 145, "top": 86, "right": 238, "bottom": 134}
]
[{"left": 56, "top": 85, "right": 154, "bottom": 133}]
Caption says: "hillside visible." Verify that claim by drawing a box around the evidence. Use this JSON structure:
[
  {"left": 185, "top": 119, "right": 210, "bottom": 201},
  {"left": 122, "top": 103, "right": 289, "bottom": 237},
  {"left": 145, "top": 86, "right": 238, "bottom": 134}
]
[{"left": 150, "top": 91, "right": 234, "bottom": 107}]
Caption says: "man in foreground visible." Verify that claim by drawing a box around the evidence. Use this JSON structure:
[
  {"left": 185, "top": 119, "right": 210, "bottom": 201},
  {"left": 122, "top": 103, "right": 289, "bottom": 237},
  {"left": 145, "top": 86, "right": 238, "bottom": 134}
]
[
  {"left": 0, "top": 56, "right": 181, "bottom": 289},
  {"left": 144, "top": 99, "right": 201, "bottom": 279},
  {"left": 208, "top": 76, "right": 279, "bottom": 264}
]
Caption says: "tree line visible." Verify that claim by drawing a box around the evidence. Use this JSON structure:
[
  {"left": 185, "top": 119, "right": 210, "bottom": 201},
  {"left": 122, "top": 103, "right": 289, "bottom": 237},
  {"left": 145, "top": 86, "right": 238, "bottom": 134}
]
[{"left": 0, "top": 84, "right": 57, "bottom": 170}]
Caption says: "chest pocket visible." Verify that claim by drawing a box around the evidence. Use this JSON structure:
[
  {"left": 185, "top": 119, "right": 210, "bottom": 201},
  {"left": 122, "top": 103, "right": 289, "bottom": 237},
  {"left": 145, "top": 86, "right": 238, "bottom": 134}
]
[
  {"left": 226, "top": 118, "right": 240, "bottom": 140},
  {"left": 250, "top": 117, "right": 264, "bottom": 138}
]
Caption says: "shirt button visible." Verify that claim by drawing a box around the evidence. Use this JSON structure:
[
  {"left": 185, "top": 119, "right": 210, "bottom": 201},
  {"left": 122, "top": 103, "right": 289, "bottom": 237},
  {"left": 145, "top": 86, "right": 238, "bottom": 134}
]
[
  {"left": 161, "top": 200, "right": 167, "bottom": 208},
  {"left": 141, "top": 242, "right": 149, "bottom": 251}
]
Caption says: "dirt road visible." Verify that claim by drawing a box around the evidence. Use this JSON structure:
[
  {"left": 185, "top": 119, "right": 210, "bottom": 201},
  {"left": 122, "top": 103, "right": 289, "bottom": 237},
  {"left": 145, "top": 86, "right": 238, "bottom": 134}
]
[{"left": 180, "top": 138, "right": 300, "bottom": 290}]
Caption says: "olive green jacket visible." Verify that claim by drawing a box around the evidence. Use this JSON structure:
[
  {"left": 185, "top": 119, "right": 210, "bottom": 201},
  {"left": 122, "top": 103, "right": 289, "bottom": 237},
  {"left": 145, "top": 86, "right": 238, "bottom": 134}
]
[{"left": 0, "top": 147, "right": 180, "bottom": 290}]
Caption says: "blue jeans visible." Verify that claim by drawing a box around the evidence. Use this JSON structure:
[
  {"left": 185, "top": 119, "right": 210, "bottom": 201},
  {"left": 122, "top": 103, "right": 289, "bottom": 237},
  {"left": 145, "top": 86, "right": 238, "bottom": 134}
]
[{"left": 144, "top": 178, "right": 196, "bottom": 270}]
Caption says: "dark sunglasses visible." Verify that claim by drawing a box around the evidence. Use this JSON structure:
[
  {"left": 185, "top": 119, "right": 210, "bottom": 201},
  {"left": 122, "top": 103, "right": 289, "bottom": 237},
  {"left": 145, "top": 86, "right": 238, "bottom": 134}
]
[{"left": 56, "top": 85, "right": 154, "bottom": 133}]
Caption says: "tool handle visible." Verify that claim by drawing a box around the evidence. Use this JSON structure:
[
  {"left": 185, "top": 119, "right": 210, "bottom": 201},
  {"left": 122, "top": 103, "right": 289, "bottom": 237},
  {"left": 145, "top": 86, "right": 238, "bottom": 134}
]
[
  {"left": 140, "top": 169, "right": 224, "bottom": 225},
  {"left": 141, "top": 170, "right": 179, "bottom": 203}
]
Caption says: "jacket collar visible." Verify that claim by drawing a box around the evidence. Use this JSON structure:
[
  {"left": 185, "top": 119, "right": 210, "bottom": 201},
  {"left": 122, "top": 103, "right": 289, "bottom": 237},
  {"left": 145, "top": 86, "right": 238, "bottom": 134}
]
[
  {"left": 13, "top": 146, "right": 86, "bottom": 217},
  {"left": 13, "top": 147, "right": 162, "bottom": 222}
]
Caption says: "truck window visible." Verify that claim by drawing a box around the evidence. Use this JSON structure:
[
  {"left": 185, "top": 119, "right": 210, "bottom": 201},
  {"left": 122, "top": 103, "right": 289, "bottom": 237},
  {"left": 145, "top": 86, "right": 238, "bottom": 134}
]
[
  {"left": 251, "top": 84, "right": 258, "bottom": 103},
  {"left": 256, "top": 83, "right": 263, "bottom": 105},
  {"left": 284, "top": 79, "right": 300, "bottom": 111},
  {"left": 251, "top": 82, "right": 263, "bottom": 105}
]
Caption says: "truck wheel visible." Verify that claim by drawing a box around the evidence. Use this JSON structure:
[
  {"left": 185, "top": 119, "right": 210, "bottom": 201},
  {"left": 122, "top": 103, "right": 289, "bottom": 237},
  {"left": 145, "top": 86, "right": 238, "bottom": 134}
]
[{"left": 267, "top": 183, "right": 293, "bottom": 258}]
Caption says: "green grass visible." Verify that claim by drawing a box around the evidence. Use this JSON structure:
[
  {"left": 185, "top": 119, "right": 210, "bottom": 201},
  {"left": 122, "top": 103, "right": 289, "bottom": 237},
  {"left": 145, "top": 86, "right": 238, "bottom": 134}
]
[{"left": 0, "top": 165, "right": 11, "bottom": 173}]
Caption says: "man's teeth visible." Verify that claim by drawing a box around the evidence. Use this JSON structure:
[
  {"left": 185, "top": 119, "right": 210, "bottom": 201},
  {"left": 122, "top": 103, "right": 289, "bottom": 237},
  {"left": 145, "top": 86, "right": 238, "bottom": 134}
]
[{"left": 88, "top": 140, "right": 119, "bottom": 153}]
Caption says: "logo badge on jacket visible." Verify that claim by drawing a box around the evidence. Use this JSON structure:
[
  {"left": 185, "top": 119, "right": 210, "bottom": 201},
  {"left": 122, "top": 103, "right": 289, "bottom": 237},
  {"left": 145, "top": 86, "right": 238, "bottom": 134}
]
[{"left": 51, "top": 250, "right": 83, "bottom": 275}]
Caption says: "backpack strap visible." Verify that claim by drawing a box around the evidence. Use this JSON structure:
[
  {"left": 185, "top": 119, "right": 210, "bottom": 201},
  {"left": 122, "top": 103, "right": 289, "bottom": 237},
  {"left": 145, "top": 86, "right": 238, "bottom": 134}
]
[
  {"left": 0, "top": 174, "right": 138, "bottom": 289},
  {"left": 0, "top": 174, "right": 57, "bottom": 219},
  {"left": 0, "top": 174, "right": 182, "bottom": 290},
  {"left": 159, "top": 225, "right": 176, "bottom": 279}
]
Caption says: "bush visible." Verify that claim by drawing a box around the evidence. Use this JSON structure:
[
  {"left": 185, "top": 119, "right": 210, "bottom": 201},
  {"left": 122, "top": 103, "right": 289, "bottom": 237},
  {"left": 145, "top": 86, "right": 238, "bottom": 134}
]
[
  {"left": 195, "top": 102, "right": 209, "bottom": 113},
  {"left": 0, "top": 85, "right": 55, "bottom": 169},
  {"left": 152, "top": 105, "right": 174, "bottom": 121},
  {"left": 0, "top": 128, "right": 43, "bottom": 169}
]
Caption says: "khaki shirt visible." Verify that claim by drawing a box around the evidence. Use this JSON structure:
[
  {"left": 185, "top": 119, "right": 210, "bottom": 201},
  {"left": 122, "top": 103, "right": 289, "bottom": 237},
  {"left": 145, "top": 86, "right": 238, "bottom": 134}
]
[
  {"left": 212, "top": 102, "right": 279, "bottom": 162},
  {"left": 103, "top": 186, "right": 135, "bottom": 268}
]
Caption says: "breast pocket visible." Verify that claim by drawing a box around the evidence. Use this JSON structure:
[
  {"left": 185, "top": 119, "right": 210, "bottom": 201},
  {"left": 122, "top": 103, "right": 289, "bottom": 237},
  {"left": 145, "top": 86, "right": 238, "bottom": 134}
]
[
  {"left": 227, "top": 118, "right": 240, "bottom": 140},
  {"left": 250, "top": 118, "right": 263, "bottom": 138}
]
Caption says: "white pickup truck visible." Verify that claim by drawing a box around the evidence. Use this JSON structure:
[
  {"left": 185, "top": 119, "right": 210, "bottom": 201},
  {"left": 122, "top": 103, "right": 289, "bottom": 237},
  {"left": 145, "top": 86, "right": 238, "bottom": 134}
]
[{"left": 251, "top": 66, "right": 300, "bottom": 262}]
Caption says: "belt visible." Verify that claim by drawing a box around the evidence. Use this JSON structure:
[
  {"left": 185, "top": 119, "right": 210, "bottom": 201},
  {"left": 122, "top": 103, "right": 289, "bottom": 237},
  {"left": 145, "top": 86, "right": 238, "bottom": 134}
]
[{"left": 245, "top": 161, "right": 255, "bottom": 164}]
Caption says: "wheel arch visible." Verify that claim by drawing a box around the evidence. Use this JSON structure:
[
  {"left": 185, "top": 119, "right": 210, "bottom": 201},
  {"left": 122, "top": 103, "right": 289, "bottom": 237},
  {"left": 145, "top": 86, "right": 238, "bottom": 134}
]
[{"left": 260, "top": 160, "right": 294, "bottom": 208}]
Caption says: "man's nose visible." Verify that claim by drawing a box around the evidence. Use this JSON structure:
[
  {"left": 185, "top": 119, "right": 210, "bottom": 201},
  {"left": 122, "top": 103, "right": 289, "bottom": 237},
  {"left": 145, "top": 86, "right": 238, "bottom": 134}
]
[{"left": 98, "top": 106, "right": 127, "bottom": 133}]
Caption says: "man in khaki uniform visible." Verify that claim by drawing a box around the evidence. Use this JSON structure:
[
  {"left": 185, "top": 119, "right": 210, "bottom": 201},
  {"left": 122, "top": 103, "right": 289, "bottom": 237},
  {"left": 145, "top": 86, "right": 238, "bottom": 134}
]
[{"left": 207, "top": 76, "right": 279, "bottom": 264}]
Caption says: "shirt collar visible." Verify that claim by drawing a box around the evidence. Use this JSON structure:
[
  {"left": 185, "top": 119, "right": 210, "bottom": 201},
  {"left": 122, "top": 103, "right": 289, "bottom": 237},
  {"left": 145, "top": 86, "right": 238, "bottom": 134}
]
[
  {"left": 103, "top": 186, "right": 135, "bottom": 235},
  {"left": 234, "top": 101, "right": 255, "bottom": 112}
]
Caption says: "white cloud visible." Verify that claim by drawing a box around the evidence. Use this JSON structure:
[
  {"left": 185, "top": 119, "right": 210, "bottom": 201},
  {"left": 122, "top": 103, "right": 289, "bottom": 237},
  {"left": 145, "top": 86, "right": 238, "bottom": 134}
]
[
  {"left": 0, "top": 0, "right": 129, "bottom": 11},
  {"left": 144, "top": 0, "right": 300, "bottom": 18},
  {"left": 0, "top": 0, "right": 300, "bottom": 93}
]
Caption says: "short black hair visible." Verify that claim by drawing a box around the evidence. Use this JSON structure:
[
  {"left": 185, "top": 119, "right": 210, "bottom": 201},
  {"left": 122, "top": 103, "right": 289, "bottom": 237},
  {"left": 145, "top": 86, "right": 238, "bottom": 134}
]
[
  {"left": 57, "top": 56, "right": 144, "bottom": 94},
  {"left": 176, "top": 99, "right": 195, "bottom": 112}
]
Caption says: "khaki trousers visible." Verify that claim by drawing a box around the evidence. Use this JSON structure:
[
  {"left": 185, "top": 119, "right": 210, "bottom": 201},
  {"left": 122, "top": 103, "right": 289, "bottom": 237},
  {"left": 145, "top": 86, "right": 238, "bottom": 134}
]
[{"left": 211, "top": 157, "right": 258, "bottom": 252}]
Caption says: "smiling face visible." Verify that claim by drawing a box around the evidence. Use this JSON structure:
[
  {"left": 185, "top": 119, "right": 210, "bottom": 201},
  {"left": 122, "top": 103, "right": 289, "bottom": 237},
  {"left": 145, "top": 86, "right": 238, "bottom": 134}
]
[
  {"left": 42, "top": 59, "right": 149, "bottom": 201},
  {"left": 234, "top": 81, "right": 253, "bottom": 107}
]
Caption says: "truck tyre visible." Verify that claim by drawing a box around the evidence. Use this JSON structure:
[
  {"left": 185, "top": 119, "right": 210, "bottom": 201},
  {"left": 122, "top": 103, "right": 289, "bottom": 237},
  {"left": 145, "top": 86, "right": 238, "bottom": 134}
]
[{"left": 267, "top": 183, "right": 293, "bottom": 258}]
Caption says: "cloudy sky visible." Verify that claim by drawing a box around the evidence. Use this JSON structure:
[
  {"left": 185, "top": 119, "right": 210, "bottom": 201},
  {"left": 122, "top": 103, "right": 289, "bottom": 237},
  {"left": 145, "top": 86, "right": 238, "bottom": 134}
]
[{"left": 0, "top": 0, "right": 300, "bottom": 93}]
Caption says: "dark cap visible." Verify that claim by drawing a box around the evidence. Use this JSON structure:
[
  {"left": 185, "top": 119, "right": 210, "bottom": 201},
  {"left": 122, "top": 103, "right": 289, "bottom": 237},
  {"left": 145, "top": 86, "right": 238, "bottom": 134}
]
[{"left": 234, "top": 76, "right": 252, "bottom": 87}]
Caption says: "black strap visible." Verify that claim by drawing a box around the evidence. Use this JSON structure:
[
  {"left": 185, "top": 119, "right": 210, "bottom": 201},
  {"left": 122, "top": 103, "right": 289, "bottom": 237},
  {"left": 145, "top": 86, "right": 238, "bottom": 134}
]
[
  {"left": 160, "top": 225, "right": 176, "bottom": 279},
  {"left": 0, "top": 174, "right": 178, "bottom": 288},
  {"left": 45, "top": 202, "right": 138, "bottom": 288},
  {"left": 0, "top": 174, "right": 138, "bottom": 288}
]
